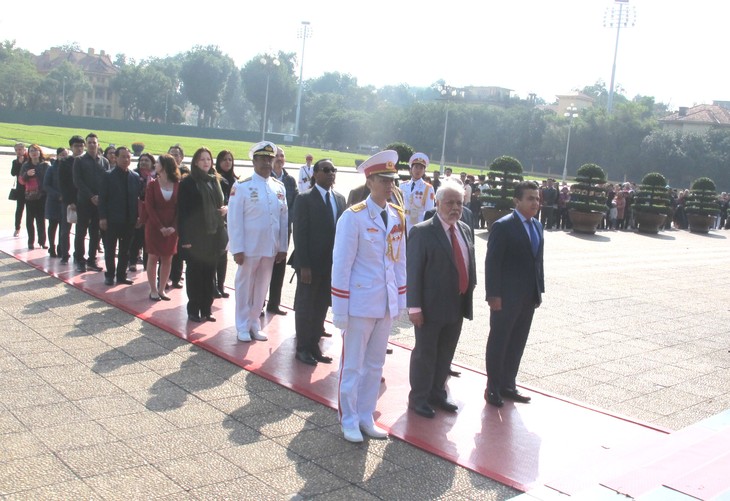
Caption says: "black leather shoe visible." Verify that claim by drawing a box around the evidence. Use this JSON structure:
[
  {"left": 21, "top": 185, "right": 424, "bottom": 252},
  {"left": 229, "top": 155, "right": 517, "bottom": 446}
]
[
  {"left": 295, "top": 350, "right": 318, "bottom": 366},
  {"left": 266, "top": 306, "right": 287, "bottom": 315},
  {"left": 448, "top": 368, "right": 462, "bottom": 377},
  {"left": 188, "top": 314, "right": 203, "bottom": 323},
  {"left": 204, "top": 315, "right": 216, "bottom": 322},
  {"left": 75, "top": 263, "right": 86, "bottom": 272},
  {"left": 430, "top": 399, "right": 458, "bottom": 413},
  {"left": 485, "top": 389, "right": 504, "bottom": 408},
  {"left": 104, "top": 277, "right": 114, "bottom": 285},
  {"left": 212, "top": 290, "right": 222, "bottom": 298},
  {"left": 219, "top": 291, "right": 230, "bottom": 298},
  {"left": 410, "top": 403, "right": 436, "bottom": 419},
  {"left": 86, "top": 261, "right": 103, "bottom": 272},
  {"left": 321, "top": 331, "right": 332, "bottom": 338},
  {"left": 501, "top": 388, "right": 531, "bottom": 403},
  {"left": 171, "top": 282, "right": 183, "bottom": 289},
  {"left": 312, "top": 353, "right": 333, "bottom": 364},
  {"left": 117, "top": 278, "right": 134, "bottom": 285}
]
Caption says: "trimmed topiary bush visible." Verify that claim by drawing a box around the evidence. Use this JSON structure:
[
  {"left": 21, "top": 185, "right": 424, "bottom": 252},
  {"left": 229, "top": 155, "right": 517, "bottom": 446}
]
[
  {"left": 482, "top": 155, "right": 524, "bottom": 210},
  {"left": 635, "top": 172, "right": 671, "bottom": 216},
  {"left": 567, "top": 163, "right": 607, "bottom": 213},
  {"left": 685, "top": 177, "right": 719, "bottom": 217}
]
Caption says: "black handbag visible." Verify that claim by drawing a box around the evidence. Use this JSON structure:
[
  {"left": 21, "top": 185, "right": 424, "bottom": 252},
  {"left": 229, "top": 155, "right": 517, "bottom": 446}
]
[{"left": 8, "top": 180, "right": 18, "bottom": 201}]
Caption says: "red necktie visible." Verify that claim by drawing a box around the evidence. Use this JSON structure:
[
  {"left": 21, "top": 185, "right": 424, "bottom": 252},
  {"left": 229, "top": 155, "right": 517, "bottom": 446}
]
[{"left": 450, "top": 225, "right": 468, "bottom": 294}]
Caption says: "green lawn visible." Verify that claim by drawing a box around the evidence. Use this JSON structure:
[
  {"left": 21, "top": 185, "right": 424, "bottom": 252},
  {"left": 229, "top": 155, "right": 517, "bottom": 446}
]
[{"left": 0, "top": 121, "right": 548, "bottom": 179}]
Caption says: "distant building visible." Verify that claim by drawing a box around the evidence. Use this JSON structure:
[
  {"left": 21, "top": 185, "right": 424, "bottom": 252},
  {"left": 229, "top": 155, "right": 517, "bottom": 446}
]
[
  {"left": 35, "top": 47, "right": 122, "bottom": 119},
  {"left": 463, "top": 86, "right": 513, "bottom": 103},
  {"left": 659, "top": 103, "right": 730, "bottom": 134}
]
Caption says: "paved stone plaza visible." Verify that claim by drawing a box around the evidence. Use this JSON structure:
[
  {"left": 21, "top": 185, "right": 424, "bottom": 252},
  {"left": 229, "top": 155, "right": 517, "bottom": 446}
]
[{"left": 1, "top": 151, "right": 728, "bottom": 499}]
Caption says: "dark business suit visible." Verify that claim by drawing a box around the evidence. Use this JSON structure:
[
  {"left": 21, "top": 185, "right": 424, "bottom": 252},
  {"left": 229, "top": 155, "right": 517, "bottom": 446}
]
[
  {"left": 407, "top": 215, "right": 476, "bottom": 407},
  {"left": 98, "top": 167, "right": 142, "bottom": 281},
  {"left": 291, "top": 185, "right": 346, "bottom": 357},
  {"left": 485, "top": 211, "right": 544, "bottom": 395},
  {"left": 267, "top": 168, "right": 298, "bottom": 311},
  {"left": 424, "top": 205, "right": 476, "bottom": 241}
]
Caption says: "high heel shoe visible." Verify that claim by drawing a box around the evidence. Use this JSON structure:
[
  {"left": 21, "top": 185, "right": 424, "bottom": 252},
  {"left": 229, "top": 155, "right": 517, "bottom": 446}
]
[
  {"left": 149, "top": 293, "right": 161, "bottom": 302},
  {"left": 158, "top": 292, "right": 171, "bottom": 301}
]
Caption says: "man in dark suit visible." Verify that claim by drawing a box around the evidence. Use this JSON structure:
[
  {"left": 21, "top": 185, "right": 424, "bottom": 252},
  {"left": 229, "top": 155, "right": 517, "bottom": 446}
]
[
  {"left": 291, "top": 159, "right": 346, "bottom": 365},
  {"left": 266, "top": 146, "right": 298, "bottom": 315},
  {"left": 485, "top": 180, "right": 544, "bottom": 407},
  {"left": 98, "top": 147, "right": 142, "bottom": 286},
  {"left": 407, "top": 180, "right": 477, "bottom": 418}
]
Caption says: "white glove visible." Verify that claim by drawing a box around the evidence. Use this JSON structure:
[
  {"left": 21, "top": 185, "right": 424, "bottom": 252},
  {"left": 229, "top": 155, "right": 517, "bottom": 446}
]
[{"left": 333, "top": 314, "right": 349, "bottom": 330}]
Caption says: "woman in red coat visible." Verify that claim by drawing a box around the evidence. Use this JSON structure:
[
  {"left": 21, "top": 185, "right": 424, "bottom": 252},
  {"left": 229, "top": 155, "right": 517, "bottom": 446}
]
[{"left": 145, "top": 154, "right": 180, "bottom": 301}]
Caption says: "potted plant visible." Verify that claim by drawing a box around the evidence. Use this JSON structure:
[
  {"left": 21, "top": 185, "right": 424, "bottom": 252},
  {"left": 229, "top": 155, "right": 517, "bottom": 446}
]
[
  {"left": 568, "top": 163, "right": 607, "bottom": 234},
  {"left": 685, "top": 177, "right": 719, "bottom": 233},
  {"left": 481, "top": 155, "right": 524, "bottom": 230},
  {"left": 633, "top": 172, "right": 671, "bottom": 234},
  {"left": 131, "top": 142, "right": 145, "bottom": 156}
]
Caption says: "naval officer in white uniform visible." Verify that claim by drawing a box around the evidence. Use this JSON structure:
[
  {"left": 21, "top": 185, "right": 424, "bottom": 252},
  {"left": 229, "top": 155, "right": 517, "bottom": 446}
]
[
  {"left": 227, "top": 141, "right": 288, "bottom": 342},
  {"left": 331, "top": 150, "right": 407, "bottom": 443},
  {"left": 400, "top": 152, "right": 435, "bottom": 234}
]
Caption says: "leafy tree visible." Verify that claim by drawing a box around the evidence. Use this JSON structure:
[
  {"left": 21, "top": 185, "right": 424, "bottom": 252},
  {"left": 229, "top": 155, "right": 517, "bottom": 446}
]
[
  {"left": 180, "top": 45, "right": 236, "bottom": 127},
  {"left": 0, "top": 41, "right": 42, "bottom": 110},
  {"left": 36, "top": 61, "right": 90, "bottom": 113},
  {"left": 241, "top": 51, "right": 297, "bottom": 134}
]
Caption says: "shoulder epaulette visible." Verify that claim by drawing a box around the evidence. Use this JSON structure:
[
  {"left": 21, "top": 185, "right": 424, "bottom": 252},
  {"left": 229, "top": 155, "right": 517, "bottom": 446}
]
[
  {"left": 271, "top": 177, "right": 284, "bottom": 186},
  {"left": 351, "top": 201, "right": 367, "bottom": 212},
  {"left": 388, "top": 202, "right": 404, "bottom": 213},
  {"left": 239, "top": 177, "right": 252, "bottom": 183}
]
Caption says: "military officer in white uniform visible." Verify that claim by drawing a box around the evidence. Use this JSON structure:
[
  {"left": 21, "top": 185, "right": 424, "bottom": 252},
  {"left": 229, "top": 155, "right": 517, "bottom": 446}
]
[
  {"left": 400, "top": 152, "right": 435, "bottom": 234},
  {"left": 297, "top": 154, "right": 314, "bottom": 193},
  {"left": 331, "top": 150, "right": 407, "bottom": 443},
  {"left": 228, "top": 141, "right": 288, "bottom": 342}
]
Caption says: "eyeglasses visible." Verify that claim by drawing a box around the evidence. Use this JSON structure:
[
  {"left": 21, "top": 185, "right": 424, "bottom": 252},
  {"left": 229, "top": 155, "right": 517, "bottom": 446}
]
[{"left": 321, "top": 167, "right": 337, "bottom": 174}]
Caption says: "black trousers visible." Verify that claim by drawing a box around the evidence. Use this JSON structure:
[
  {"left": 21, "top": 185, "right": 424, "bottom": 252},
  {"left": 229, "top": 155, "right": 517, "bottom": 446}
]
[
  {"left": 75, "top": 202, "right": 100, "bottom": 263},
  {"left": 129, "top": 226, "right": 146, "bottom": 267},
  {"left": 267, "top": 259, "right": 286, "bottom": 309},
  {"left": 293, "top": 269, "right": 331, "bottom": 355},
  {"left": 25, "top": 199, "right": 46, "bottom": 246},
  {"left": 170, "top": 252, "right": 184, "bottom": 284},
  {"left": 486, "top": 295, "right": 536, "bottom": 393},
  {"left": 185, "top": 258, "right": 215, "bottom": 317},
  {"left": 103, "top": 222, "right": 134, "bottom": 280},
  {"left": 58, "top": 205, "right": 71, "bottom": 259},
  {"left": 46, "top": 219, "right": 59, "bottom": 252},
  {"left": 14, "top": 194, "right": 25, "bottom": 231},
  {"left": 215, "top": 251, "right": 227, "bottom": 293},
  {"left": 409, "top": 314, "right": 463, "bottom": 407}
]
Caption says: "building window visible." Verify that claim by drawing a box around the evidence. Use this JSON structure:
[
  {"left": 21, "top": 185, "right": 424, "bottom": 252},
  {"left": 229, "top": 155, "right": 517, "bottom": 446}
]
[
  {"left": 85, "top": 104, "right": 92, "bottom": 116},
  {"left": 105, "top": 105, "right": 111, "bottom": 118}
]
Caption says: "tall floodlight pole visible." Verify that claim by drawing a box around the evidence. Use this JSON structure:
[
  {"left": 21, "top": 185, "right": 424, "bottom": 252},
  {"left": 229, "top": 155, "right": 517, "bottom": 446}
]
[
  {"left": 260, "top": 53, "right": 280, "bottom": 141},
  {"left": 436, "top": 83, "right": 464, "bottom": 174},
  {"left": 61, "top": 76, "right": 67, "bottom": 115},
  {"left": 562, "top": 104, "right": 579, "bottom": 183},
  {"left": 294, "top": 21, "right": 311, "bottom": 138},
  {"left": 604, "top": 0, "right": 636, "bottom": 113}
]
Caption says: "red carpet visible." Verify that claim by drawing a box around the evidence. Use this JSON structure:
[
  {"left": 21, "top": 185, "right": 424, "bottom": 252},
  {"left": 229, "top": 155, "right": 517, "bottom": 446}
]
[{"left": 1, "top": 234, "right": 674, "bottom": 493}]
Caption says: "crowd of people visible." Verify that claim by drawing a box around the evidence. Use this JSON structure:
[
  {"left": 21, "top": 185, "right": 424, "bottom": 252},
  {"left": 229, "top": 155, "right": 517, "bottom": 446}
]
[{"left": 6, "top": 137, "right": 551, "bottom": 444}]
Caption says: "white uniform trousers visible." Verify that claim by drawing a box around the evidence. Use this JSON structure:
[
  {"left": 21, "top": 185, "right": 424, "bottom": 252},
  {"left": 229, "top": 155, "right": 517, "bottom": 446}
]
[
  {"left": 338, "top": 312, "right": 392, "bottom": 430},
  {"left": 235, "top": 255, "right": 275, "bottom": 334}
]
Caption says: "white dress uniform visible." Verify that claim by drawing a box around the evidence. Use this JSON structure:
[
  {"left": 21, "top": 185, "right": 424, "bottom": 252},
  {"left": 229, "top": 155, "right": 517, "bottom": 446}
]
[
  {"left": 331, "top": 195, "right": 407, "bottom": 432},
  {"left": 228, "top": 171, "right": 288, "bottom": 337},
  {"left": 400, "top": 177, "right": 435, "bottom": 234},
  {"left": 297, "top": 164, "right": 314, "bottom": 193}
]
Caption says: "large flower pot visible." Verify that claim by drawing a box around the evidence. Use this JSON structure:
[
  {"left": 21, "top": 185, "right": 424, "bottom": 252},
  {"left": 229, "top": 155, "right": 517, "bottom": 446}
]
[
  {"left": 568, "top": 209, "right": 604, "bottom": 234},
  {"left": 687, "top": 213, "right": 714, "bottom": 234},
  {"left": 634, "top": 212, "right": 667, "bottom": 234},
  {"left": 481, "top": 207, "right": 512, "bottom": 231}
]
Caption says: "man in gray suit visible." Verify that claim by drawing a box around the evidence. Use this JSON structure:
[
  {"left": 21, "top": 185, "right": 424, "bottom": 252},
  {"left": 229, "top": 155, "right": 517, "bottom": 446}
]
[{"left": 406, "top": 180, "right": 477, "bottom": 418}]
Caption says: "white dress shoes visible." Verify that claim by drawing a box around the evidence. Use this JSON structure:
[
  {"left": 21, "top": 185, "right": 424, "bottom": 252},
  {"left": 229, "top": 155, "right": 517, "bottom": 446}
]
[
  {"left": 250, "top": 330, "right": 268, "bottom": 341},
  {"left": 360, "top": 423, "right": 388, "bottom": 439},
  {"left": 342, "top": 426, "right": 363, "bottom": 443},
  {"left": 237, "top": 331, "right": 252, "bottom": 342}
]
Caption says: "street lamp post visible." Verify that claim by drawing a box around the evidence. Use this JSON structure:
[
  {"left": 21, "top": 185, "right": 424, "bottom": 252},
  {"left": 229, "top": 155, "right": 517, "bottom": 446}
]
[
  {"left": 436, "top": 83, "right": 464, "bottom": 174},
  {"left": 61, "top": 76, "right": 67, "bottom": 115},
  {"left": 260, "top": 54, "right": 280, "bottom": 141},
  {"left": 294, "top": 21, "right": 311, "bottom": 138},
  {"left": 562, "top": 104, "right": 579, "bottom": 183},
  {"left": 604, "top": 0, "right": 636, "bottom": 113}
]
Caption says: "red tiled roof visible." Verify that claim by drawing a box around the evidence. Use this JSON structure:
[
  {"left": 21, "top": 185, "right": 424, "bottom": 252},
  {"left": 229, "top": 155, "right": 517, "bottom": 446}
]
[
  {"left": 34, "top": 48, "right": 118, "bottom": 76},
  {"left": 660, "top": 104, "right": 730, "bottom": 125}
]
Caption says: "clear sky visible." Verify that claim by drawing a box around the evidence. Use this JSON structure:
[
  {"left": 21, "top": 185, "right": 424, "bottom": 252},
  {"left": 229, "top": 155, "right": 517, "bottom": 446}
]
[{"left": 1, "top": 0, "right": 725, "bottom": 108}]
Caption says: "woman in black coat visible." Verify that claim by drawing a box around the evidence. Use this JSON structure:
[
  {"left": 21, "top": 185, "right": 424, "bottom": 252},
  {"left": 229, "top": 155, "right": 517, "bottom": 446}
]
[{"left": 178, "top": 147, "right": 228, "bottom": 322}]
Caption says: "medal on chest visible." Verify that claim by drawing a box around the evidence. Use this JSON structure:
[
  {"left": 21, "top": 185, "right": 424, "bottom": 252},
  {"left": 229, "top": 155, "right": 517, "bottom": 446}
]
[{"left": 386, "top": 223, "right": 403, "bottom": 262}]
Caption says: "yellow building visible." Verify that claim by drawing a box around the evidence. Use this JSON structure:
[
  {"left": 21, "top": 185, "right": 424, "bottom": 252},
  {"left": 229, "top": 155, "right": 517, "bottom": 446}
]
[
  {"left": 35, "top": 47, "right": 122, "bottom": 119},
  {"left": 659, "top": 103, "right": 730, "bottom": 134}
]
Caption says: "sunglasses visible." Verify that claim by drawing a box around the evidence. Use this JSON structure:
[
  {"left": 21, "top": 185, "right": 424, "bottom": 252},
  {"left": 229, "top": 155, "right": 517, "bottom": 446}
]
[{"left": 320, "top": 167, "right": 337, "bottom": 174}]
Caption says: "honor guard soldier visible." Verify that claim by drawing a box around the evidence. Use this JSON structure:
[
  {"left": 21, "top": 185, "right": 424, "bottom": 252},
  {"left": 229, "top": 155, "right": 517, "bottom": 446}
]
[
  {"left": 227, "top": 141, "right": 289, "bottom": 343},
  {"left": 297, "top": 154, "right": 315, "bottom": 193},
  {"left": 400, "top": 152, "right": 435, "bottom": 234},
  {"left": 331, "top": 150, "right": 407, "bottom": 443}
]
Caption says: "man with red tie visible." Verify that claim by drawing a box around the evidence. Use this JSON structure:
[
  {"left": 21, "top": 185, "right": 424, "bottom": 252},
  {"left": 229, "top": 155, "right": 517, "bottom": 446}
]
[
  {"left": 406, "top": 179, "right": 476, "bottom": 418},
  {"left": 485, "top": 180, "right": 544, "bottom": 407}
]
